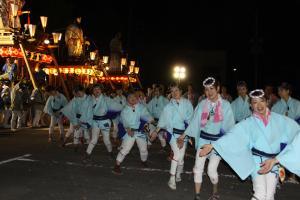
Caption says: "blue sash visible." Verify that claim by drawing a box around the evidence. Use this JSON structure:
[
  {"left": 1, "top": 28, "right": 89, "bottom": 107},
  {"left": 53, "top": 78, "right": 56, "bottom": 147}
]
[
  {"left": 200, "top": 130, "right": 224, "bottom": 141},
  {"left": 93, "top": 115, "right": 109, "bottom": 121},
  {"left": 118, "top": 119, "right": 148, "bottom": 139},
  {"left": 251, "top": 143, "right": 287, "bottom": 158}
]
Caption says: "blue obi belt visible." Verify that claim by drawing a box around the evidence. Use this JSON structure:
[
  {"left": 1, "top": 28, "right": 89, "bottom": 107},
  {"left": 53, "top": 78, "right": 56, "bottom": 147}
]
[
  {"left": 106, "top": 110, "right": 121, "bottom": 120},
  {"left": 251, "top": 143, "right": 287, "bottom": 158},
  {"left": 200, "top": 130, "right": 224, "bottom": 141},
  {"left": 52, "top": 106, "right": 63, "bottom": 112},
  {"left": 118, "top": 119, "right": 148, "bottom": 139},
  {"left": 93, "top": 115, "right": 109, "bottom": 121}
]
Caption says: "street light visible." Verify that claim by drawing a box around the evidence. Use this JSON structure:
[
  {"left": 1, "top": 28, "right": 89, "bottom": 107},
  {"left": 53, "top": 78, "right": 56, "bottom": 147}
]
[
  {"left": 173, "top": 66, "right": 186, "bottom": 84},
  {"left": 40, "top": 16, "right": 48, "bottom": 32}
]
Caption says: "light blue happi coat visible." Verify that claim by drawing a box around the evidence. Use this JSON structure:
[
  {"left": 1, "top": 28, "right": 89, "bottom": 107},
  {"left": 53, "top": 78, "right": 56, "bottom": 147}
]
[
  {"left": 185, "top": 98, "right": 235, "bottom": 150},
  {"left": 61, "top": 97, "right": 78, "bottom": 125},
  {"left": 109, "top": 95, "right": 127, "bottom": 119},
  {"left": 43, "top": 93, "right": 68, "bottom": 116},
  {"left": 277, "top": 132, "right": 300, "bottom": 177},
  {"left": 213, "top": 112, "right": 300, "bottom": 180},
  {"left": 120, "top": 103, "right": 153, "bottom": 139},
  {"left": 271, "top": 97, "right": 300, "bottom": 121},
  {"left": 87, "top": 94, "right": 112, "bottom": 129},
  {"left": 157, "top": 98, "right": 193, "bottom": 143},
  {"left": 147, "top": 95, "right": 169, "bottom": 119},
  {"left": 231, "top": 95, "right": 251, "bottom": 122}
]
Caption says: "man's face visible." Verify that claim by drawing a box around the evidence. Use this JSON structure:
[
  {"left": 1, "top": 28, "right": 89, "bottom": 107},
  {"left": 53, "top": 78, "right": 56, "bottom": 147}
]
[
  {"left": 76, "top": 17, "right": 82, "bottom": 24},
  {"left": 237, "top": 86, "right": 248, "bottom": 97},
  {"left": 171, "top": 87, "right": 181, "bottom": 99},
  {"left": 127, "top": 94, "right": 138, "bottom": 105},
  {"left": 93, "top": 87, "right": 101, "bottom": 97},
  {"left": 278, "top": 88, "right": 289, "bottom": 98},
  {"left": 77, "top": 91, "right": 85, "bottom": 98}
]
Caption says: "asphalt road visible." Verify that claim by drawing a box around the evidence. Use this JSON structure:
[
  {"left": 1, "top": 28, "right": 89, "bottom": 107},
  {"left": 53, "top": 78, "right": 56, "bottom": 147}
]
[{"left": 0, "top": 128, "right": 299, "bottom": 200}]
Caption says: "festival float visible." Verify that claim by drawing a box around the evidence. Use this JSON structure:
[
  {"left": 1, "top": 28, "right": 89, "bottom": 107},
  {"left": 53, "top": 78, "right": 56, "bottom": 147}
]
[{"left": 0, "top": 0, "right": 142, "bottom": 99}]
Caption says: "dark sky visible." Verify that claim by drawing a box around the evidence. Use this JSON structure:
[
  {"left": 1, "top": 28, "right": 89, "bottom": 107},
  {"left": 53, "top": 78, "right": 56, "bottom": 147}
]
[{"left": 23, "top": 0, "right": 300, "bottom": 95}]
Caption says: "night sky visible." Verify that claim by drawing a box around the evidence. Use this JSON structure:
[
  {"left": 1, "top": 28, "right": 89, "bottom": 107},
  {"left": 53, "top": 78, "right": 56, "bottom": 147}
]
[{"left": 23, "top": 1, "right": 300, "bottom": 96}]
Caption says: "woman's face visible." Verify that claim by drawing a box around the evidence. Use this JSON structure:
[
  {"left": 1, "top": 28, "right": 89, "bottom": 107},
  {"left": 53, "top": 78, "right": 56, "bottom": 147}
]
[
  {"left": 171, "top": 86, "right": 181, "bottom": 99},
  {"left": 205, "top": 86, "right": 219, "bottom": 101},
  {"left": 251, "top": 98, "right": 267, "bottom": 115}
]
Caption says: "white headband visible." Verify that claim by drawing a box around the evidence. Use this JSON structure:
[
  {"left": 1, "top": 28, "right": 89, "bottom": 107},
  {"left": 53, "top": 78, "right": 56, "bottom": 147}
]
[
  {"left": 203, "top": 77, "right": 215, "bottom": 87},
  {"left": 249, "top": 89, "right": 265, "bottom": 98}
]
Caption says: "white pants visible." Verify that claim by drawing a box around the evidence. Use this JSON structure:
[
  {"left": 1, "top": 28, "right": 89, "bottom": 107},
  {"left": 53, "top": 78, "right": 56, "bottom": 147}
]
[
  {"left": 194, "top": 148, "right": 221, "bottom": 184},
  {"left": 65, "top": 123, "right": 75, "bottom": 138},
  {"left": 251, "top": 173, "right": 278, "bottom": 200},
  {"left": 158, "top": 132, "right": 167, "bottom": 148},
  {"left": 11, "top": 111, "right": 23, "bottom": 129},
  {"left": 111, "top": 119, "right": 119, "bottom": 139},
  {"left": 116, "top": 134, "right": 148, "bottom": 163},
  {"left": 74, "top": 128, "right": 90, "bottom": 145},
  {"left": 86, "top": 127, "right": 112, "bottom": 154},
  {"left": 32, "top": 109, "right": 43, "bottom": 127},
  {"left": 2, "top": 109, "right": 11, "bottom": 127},
  {"left": 49, "top": 115, "right": 64, "bottom": 137},
  {"left": 169, "top": 139, "right": 187, "bottom": 176}
]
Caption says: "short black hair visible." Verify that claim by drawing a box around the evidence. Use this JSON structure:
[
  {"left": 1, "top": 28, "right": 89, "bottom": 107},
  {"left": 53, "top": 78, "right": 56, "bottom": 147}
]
[
  {"left": 73, "top": 85, "right": 85, "bottom": 93},
  {"left": 45, "top": 85, "right": 56, "bottom": 93},
  {"left": 237, "top": 81, "right": 247, "bottom": 88}
]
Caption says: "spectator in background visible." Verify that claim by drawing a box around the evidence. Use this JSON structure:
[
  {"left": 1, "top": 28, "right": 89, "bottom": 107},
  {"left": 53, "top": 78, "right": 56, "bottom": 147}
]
[
  {"left": 183, "top": 84, "right": 199, "bottom": 108},
  {"left": 221, "top": 85, "right": 232, "bottom": 103},
  {"left": 0, "top": 57, "right": 17, "bottom": 81},
  {"left": 264, "top": 84, "right": 278, "bottom": 108}
]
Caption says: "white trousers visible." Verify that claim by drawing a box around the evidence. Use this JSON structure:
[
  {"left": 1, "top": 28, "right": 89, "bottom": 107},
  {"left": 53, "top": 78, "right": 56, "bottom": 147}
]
[
  {"left": 169, "top": 139, "right": 187, "bottom": 176},
  {"left": 111, "top": 119, "right": 119, "bottom": 139},
  {"left": 65, "top": 123, "right": 75, "bottom": 138},
  {"left": 49, "top": 115, "right": 64, "bottom": 137},
  {"left": 74, "top": 128, "right": 90, "bottom": 145},
  {"left": 86, "top": 127, "right": 112, "bottom": 154},
  {"left": 251, "top": 173, "right": 278, "bottom": 200},
  {"left": 194, "top": 148, "right": 221, "bottom": 184},
  {"left": 116, "top": 134, "right": 148, "bottom": 163},
  {"left": 32, "top": 109, "right": 43, "bottom": 127},
  {"left": 11, "top": 111, "right": 23, "bottom": 129},
  {"left": 2, "top": 109, "right": 11, "bottom": 127}
]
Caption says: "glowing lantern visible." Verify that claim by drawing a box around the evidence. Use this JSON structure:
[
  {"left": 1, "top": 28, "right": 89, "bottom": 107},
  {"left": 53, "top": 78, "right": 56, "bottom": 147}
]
[
  {"left": 75, "top": 68, "right": 82, "bottom": 74},
  {"left": 63, "top": 68, "right": 69, "bottom": 74}
]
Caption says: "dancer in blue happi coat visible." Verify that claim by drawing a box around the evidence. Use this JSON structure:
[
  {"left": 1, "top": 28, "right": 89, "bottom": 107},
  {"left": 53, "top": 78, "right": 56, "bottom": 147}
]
[
  {"left": 271, "top": 82, "right": 300, "bottom": 122},
  {"left": 83, "top": 84, "right": 123, "bottom": 162},
  {"left": 110, "top": 88, "right": 126, "bottom": 143},
  {"left": 112, "top": 92, "right": 154, "bottom": 175},
  {"left": 177, "top": 77, "right": 235, "bottom": 200},
  {"left": 147, "top": 86, "right": 169, "bottom": 149},
  {"left": 150, "top": 84, "right": 193, "bottom": 190},
  {"left": 43, "top": 86, "right": 68, "bottom": 142},
  {"left": 199, "top": 89, "right": 300, "bottom": 200},
  {"left": 62, "top": 85, "right": 91, "bottom": 150},
  {"left": 231, "top": 81, "right": 251, "bottom": 123}
]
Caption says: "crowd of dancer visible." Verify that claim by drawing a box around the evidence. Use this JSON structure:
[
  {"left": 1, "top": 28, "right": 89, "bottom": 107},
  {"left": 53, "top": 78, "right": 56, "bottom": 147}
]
[{"left": 1, "top": 77, "right": 300, "bottom": 200}]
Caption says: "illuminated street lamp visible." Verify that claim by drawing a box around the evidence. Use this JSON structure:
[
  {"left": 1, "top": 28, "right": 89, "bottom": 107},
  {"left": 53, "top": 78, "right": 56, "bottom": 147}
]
[
  {"left": 173, "top": 66, "right": 186, "bottom": 84},
  {"left": 40, "top": 16, "right": 48, "bottom": 32},
  {"left": 90, "top": 51, "right": 96, "bottom": 61}
]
